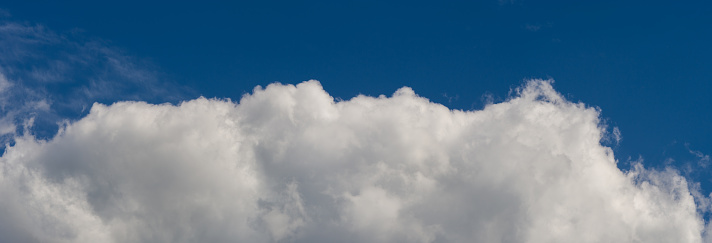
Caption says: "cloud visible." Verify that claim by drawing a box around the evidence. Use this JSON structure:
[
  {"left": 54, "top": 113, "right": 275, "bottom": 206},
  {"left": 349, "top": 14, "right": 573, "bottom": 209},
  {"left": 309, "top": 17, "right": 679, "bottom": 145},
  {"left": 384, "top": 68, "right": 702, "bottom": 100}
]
[
  {"left": 523, "top": 22, "right": 553, "bottom": 32},
  {"left": 0, "top": 20, "right": 192, "bottom": 144},
  {"left": 524, "top": 23, "right": 542, "bottom": 32},
  {"left": 687, "top": 143, "right": 711, "bottom": 168},
  {"left": 613, "top": 126, "right": 622, "bottom": 144},
  {"left": 0, "top": 80, "right": 707, "bottom": 242}
]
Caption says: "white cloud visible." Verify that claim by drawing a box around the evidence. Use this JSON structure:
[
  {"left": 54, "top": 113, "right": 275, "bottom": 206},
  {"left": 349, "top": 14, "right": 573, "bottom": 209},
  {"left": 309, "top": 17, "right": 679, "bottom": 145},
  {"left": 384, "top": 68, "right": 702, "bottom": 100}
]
[
  {"left": 0, "top": 80, "right": 707, "bottom": 242},
  {"left": 0, "top": 72, "right": 15, "bottom": 135},
  {"left": 613, "top": 126, "right": 622, "bottom": 144}
]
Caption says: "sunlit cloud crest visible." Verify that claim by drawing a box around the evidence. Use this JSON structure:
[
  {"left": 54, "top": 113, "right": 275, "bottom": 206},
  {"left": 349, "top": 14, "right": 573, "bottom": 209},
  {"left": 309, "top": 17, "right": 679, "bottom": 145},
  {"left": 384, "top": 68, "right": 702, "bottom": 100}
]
[{"left": 0, "top": 80, "right": 706, "bottom": 243}]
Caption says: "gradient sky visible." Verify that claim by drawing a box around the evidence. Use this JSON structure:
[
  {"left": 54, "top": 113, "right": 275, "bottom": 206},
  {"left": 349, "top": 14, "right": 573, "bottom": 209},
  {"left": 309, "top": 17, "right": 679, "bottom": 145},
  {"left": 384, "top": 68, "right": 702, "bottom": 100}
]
[{"left": 0, "top": 1, "right": 711, "bottom": 242}]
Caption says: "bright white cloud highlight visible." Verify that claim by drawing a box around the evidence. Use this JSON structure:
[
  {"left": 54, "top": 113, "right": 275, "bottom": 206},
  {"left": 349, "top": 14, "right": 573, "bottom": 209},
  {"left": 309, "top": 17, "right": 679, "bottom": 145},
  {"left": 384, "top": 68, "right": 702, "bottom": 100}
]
[{"left": 0, "top": 80, "right": 706, "bottom": 242}]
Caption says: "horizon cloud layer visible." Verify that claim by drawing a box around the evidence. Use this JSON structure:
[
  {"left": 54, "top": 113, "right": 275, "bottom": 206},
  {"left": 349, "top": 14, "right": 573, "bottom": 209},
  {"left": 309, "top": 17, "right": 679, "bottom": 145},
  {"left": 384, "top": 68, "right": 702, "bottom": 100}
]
[{"left": 0, "top": 80, "right": 708, "bottom": 242}]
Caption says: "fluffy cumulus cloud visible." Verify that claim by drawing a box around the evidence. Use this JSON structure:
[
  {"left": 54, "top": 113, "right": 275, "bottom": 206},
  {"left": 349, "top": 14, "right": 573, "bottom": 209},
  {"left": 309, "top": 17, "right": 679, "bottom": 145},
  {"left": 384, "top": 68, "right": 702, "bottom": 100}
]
[{"left": 0, "top": 80, "right": 707, "bottom": 242}]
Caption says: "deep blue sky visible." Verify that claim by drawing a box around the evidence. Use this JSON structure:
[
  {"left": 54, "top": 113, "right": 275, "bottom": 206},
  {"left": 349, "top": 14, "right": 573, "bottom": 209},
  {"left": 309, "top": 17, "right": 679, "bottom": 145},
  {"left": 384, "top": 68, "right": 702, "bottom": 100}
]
[{"left": 2, "top": 1, "right": 710, "bottom": 182}]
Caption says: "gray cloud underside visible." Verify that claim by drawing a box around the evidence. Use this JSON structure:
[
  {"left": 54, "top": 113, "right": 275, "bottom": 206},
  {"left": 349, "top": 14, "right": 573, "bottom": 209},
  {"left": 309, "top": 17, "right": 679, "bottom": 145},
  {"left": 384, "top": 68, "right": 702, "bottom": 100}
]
[{"left": 0, "top": 80, "right": 707, "bottom": 243}]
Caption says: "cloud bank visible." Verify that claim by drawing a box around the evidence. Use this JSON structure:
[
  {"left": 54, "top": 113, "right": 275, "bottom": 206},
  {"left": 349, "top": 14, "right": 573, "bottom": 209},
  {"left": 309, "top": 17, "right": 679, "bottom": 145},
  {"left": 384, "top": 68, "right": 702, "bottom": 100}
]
[{"left": 0, "top": 80, "right": 706, "bottom": 242}]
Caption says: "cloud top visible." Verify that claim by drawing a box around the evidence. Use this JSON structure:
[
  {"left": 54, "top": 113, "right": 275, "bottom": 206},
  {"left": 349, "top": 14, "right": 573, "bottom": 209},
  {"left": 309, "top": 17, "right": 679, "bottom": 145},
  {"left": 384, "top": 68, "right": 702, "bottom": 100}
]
[{"left": 0, "top": 80, "right": 705, "bottom": 242}]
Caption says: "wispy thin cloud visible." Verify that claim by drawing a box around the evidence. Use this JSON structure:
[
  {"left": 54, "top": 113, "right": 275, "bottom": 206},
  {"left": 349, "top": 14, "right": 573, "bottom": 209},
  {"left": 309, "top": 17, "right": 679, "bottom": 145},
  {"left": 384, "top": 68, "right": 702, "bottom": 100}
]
[
  {"left": 523, "top": 22, "right": 553, "bottom": 32},
  {"left": 525, "top": 23, "right": 542, "bottom": 32},
  {"left": 687, "top": 143, "right": 711, "bottom": 168},
  {"left": 0, "top": 19, "right": 192, "bottom": 144}
]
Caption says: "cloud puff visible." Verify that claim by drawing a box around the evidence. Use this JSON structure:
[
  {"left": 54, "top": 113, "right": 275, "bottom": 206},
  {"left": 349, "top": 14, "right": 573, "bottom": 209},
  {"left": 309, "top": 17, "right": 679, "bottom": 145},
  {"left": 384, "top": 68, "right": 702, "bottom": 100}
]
[{"left": 0, "top": 80, "right": 706, "bottom": 242}]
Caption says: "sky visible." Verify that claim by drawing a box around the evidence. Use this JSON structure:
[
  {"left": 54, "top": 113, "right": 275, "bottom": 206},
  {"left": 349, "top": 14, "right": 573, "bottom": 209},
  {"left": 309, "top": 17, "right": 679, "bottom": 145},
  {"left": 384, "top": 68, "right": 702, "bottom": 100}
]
[{"left": 0, "top": 0, "right": 711, "bottom": 242}]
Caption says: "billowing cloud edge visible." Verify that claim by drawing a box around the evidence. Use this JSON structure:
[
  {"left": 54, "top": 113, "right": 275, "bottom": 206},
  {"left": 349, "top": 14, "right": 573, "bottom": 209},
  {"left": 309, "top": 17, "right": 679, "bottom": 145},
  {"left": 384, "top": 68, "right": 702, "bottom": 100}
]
[{"left": 0, "top": 80, "right": 709, "bottom": 243}]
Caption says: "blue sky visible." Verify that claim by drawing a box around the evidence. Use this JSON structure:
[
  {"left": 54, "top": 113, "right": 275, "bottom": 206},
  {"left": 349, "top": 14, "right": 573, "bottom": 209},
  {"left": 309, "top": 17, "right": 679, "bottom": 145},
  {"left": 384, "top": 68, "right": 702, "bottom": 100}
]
[
  {"left": 8, "top": 0, "right": 709, "bottom": 169},
  {"left": 0, "top": 1, "right": 711, "bottom": 241}
]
